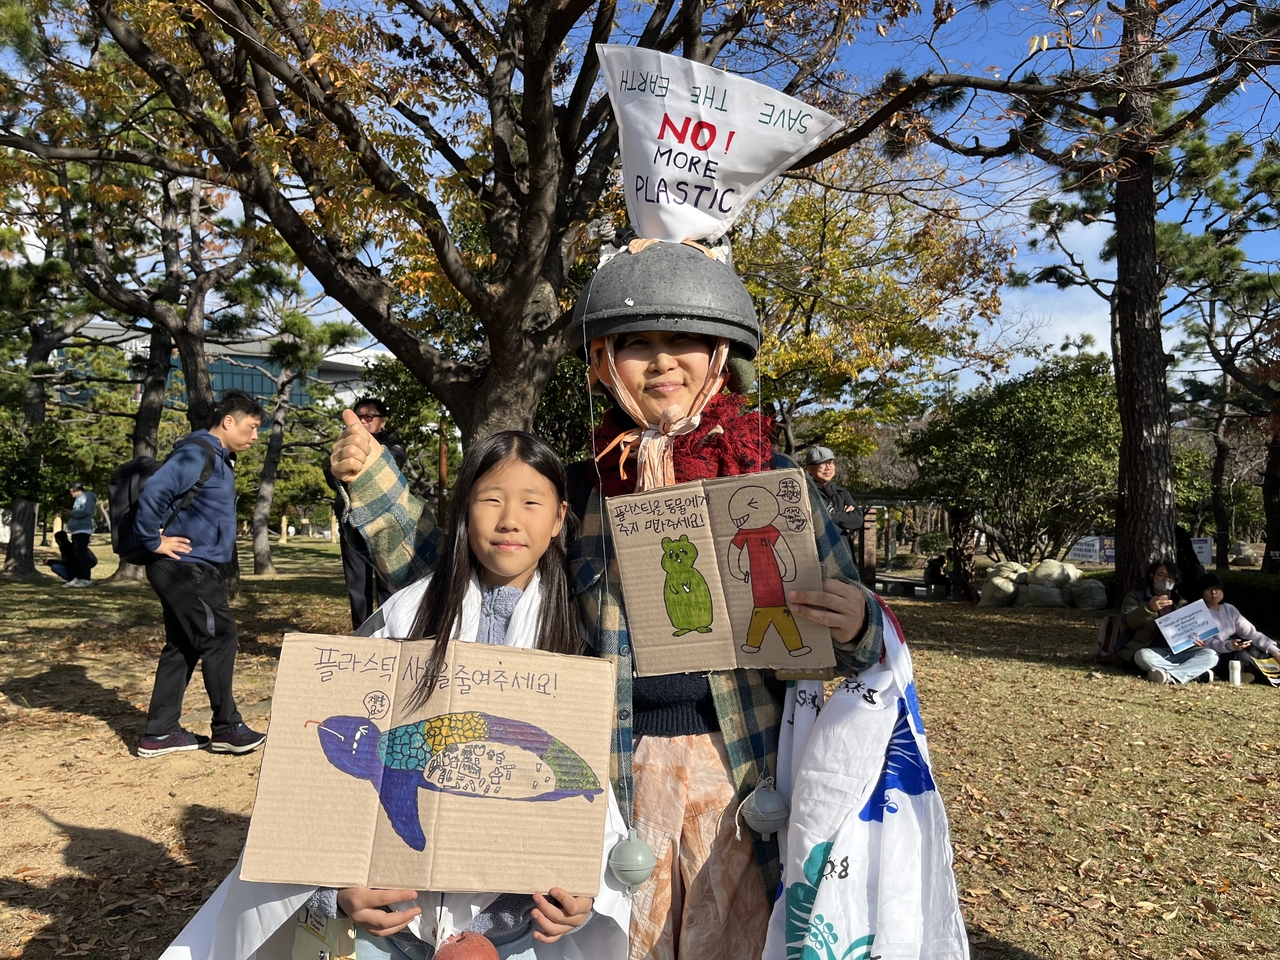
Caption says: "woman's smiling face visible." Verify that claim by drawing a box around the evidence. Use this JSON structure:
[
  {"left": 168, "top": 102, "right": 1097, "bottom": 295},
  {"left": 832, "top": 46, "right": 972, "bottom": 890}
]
[{"left": 608, "top": 330, "right": 715, "bottom": 424}]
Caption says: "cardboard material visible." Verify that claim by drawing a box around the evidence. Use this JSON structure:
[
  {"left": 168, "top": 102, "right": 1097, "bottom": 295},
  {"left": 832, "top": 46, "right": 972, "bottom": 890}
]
[
  {"left": 595, "top": 44, "right": 843, "bottom": 243},
  {"left": 606, "top": 469, "right": 835, "bottom": 675},
  {"left": 1155, "top": 599, "right": 1220, "bottom": 654},
  {"left": 242, "top": 633, "right": 615, "bottom": 896}
]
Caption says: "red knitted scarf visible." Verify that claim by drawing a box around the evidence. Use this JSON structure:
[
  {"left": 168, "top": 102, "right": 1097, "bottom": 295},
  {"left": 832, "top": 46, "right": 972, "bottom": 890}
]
[{"left": 591, "top": 393, "right": 776, "bottom": 497}]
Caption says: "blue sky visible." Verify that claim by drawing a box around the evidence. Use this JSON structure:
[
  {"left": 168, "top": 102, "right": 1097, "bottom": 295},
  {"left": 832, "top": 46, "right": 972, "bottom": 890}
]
[{"left": 304, "top": 2, "right": 1277, "bottom": 393}]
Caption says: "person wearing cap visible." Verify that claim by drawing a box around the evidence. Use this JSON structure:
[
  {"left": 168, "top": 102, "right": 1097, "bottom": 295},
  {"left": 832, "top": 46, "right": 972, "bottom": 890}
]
[
  {"left": 803, "top": 446, "right": 862, "bottom": 540},
  {"left": 329, "top": 238, "right": 886, "bottom": 960},
  {"left": 1197, "top": 572, "right": 1280, "bottom": 683},
  {"left": 63, "top": 481, "right": 98, "bottom": 587}
]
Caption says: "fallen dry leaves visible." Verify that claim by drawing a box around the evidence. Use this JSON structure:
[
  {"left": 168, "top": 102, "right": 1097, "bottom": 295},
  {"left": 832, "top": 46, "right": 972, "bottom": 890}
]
[{"left": 3, "top": 547, "right": 1279, "bottom": 960}]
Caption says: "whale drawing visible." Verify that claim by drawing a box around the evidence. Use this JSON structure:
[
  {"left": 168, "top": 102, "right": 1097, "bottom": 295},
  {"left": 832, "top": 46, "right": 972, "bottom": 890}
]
[{"left": 311, "top": 712, "right": 602, "bottom": 851}]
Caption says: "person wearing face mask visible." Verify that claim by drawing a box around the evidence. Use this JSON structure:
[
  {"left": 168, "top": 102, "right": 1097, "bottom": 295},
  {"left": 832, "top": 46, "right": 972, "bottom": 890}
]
[{"left": 1117, "top": 559, "right": 1219, "bottom": 683}]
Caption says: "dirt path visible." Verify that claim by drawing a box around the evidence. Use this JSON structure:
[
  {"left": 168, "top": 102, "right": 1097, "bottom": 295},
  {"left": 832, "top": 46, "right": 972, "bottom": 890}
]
[
  {"left": 4, "top": 543, "right": 1280, "bottom": 960},
  {"left": 0, "top": 542, "right": 349, "bottom": 960}
]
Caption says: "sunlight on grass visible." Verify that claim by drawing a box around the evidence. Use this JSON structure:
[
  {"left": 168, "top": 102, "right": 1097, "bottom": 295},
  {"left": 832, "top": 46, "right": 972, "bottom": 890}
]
[{"left": 2, "top": 546, "right": 1278, "bottom": 959}]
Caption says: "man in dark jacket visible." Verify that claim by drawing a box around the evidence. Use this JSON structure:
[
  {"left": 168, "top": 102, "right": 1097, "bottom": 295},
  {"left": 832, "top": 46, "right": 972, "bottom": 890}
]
[
  {"left": 325, "top": 397, "right": 408, "bottom": 628},
  {"left": 804, "top": 446, "right": 862, "bottom": 539},
  {"left": 134, "top": 391, "right": 265, "bottom": 758}
]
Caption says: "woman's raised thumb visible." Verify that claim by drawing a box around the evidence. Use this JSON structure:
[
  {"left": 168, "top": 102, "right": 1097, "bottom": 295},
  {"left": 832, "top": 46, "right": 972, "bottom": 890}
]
[{"left": 341, "top": 408, "right": 365, "bottom": 431}]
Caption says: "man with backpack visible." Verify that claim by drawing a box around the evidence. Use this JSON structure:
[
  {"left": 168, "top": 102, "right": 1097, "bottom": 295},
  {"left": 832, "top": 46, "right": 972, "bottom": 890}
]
[{"left": 133, "top": 391, "right": 266, "bottom": 758}]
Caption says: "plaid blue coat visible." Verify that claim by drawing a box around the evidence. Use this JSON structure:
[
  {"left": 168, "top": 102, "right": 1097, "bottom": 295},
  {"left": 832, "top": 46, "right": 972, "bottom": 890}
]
[{"left": 344, "top": 450, "right": 883, "bottom": 896}]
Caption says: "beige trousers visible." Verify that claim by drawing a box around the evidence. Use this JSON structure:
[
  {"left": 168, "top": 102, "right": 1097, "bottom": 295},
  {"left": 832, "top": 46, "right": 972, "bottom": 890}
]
[{"left": 628, "top": 732, "right": 771, "bottom": 960}]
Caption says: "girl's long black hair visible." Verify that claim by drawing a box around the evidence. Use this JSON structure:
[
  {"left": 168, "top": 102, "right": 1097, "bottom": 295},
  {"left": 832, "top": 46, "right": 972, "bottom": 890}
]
[{"left": 406, "top": 430, "right": 583, "bottom": 710}]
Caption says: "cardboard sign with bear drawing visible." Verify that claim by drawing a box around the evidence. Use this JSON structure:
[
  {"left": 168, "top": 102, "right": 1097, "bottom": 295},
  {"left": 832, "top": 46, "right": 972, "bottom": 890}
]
[
  {"left": 241, "top": 633, "right": 615, "bottom": 895},
  {"left": 606, "top": 468, "right": 835, "bottom": 675}
]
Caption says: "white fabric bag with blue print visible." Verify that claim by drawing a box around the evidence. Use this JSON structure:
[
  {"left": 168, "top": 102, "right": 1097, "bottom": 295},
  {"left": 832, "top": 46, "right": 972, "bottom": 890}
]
[{"left": 763, "top": 599, "right": 969, "bottom": 960}]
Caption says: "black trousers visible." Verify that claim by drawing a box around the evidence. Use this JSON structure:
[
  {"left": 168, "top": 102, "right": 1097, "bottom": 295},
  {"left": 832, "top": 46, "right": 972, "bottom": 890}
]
[
  {"left": 70, "top": 533, "right": 94, "bottom": 581},
  {"left": 1213, "top": 648, "right": 1267, "bottom": 681},
  {"left": 340, "top": 526, "right": 391, "bottom": 629},
  {"left": 144, "top": 560, "right": 243, "bottom": 735}
]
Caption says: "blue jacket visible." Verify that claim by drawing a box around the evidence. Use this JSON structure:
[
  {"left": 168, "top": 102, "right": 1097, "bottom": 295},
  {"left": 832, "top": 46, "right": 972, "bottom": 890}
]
[
  {"left": 133, "top": 431, "right": 238, "bottom": 565},
  {"left": 68, "top": 491, "right": 97, "bottom": 535}
]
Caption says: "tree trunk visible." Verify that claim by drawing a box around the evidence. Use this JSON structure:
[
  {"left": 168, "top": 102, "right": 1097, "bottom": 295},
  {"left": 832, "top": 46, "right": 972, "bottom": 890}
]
[
  {"left": 252, "top": 388, "right": 291, "bottom": 575},
  {"left": 1112, "top": 0, "right": 1175, "bottom": 594},
  {"left": 949, "top": 506, "right": 977, "bottom": 603},
  {"left": 109, "top": 325, "right": 175, "bottom": 584},
  {"left": 3, "top": 500, "right": 39, "bottom": 577},
  {"left": 133, "top": 325, "right": 174, "bottom": 459},
  {"left": 1261, "top": 423, "right": 1280, "bottom": 575},
  {"left": 171, "top": 328, "right": 216, "bottom": 430},
  {"left": 1211, "top": 410, "right": 1231, "bottom": 570},
  {"left": 974, "top": 518, "right": 1016, "bottom": 562}
]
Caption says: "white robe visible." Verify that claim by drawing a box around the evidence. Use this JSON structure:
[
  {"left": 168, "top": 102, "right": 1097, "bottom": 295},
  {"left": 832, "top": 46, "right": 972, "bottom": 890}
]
[{"left": 161, "top": 574, "right": 631, "bottom": 960}]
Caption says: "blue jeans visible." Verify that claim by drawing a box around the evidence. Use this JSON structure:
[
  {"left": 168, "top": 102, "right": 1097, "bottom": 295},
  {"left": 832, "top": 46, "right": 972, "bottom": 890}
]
[{"left": 1134, "top": 645, "right": 1218, "bottom": 683}]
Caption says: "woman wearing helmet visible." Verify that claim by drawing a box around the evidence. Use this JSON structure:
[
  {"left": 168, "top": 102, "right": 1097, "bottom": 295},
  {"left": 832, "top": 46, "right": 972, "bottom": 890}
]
[{"left": 331, "top": 239, "right": 882, "bottom": 960}]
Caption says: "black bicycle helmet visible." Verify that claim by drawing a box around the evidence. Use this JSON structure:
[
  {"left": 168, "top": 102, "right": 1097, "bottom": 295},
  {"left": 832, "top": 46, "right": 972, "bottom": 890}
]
[{"left": 570, "top": 241, "right": 761, "bottom": 360}]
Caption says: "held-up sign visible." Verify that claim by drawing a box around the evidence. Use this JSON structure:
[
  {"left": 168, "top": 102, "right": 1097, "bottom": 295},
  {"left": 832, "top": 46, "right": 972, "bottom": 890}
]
[
  {"left": 242, "top": 633, "right": 615, "bottom": 895},
  {"left": 596, "top": 44, "right": 843, "bottom": 242},
  {"left": 1155, "top": 599, "right": 1221, "bottom": 655},
  {"left": 606, "top": 469, "right": 835, "bottom": 676}
]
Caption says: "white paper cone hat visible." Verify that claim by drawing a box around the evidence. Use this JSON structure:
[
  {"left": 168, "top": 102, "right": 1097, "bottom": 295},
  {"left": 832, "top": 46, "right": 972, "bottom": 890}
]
[{"left": 597, "top": 44, "right": 844, "bottom": 243}]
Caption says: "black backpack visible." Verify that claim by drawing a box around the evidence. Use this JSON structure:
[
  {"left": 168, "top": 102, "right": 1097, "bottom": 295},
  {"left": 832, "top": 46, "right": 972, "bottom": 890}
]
[{"left": 109, "top": 437, "right": 219, "bottom": 563}]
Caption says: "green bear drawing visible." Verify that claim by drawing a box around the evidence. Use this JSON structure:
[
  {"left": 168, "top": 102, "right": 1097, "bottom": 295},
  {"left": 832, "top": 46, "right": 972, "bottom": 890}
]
[{"left": 661, "top": 535, "right": 714, "bottom": 637}]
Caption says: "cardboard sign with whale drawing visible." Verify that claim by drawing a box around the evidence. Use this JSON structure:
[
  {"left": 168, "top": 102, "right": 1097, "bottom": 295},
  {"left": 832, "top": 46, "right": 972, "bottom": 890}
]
[
  {"left": 241, "top": 633, "right": 615, "bottom": 895},
  {"left": 606, "top": 468, "right": 835, "bottom": 675}
]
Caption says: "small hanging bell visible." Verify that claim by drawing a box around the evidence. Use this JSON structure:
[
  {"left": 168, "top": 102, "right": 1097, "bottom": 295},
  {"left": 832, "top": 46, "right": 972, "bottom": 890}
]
[
  {"left": 608, "top": 828, "right": 657, "bottom": 893},
  {"left": 739, "top": 778, "right": 789, "bottom": 840}
]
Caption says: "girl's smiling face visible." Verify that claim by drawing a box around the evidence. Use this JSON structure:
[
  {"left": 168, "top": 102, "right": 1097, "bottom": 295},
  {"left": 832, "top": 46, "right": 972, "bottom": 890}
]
[
  {"left": 608, "top": 330, "right": 715, "bottom": 424},
  {"left": 467, "top": 456, "right": 567, "bottom": 589}
]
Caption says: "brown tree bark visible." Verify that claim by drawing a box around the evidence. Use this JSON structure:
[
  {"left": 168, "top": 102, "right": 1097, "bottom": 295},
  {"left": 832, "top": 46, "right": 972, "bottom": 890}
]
[
  {"left": 1261, "top": 424, "right": 1280, "bottom": 575},
  {"left": 3, "top": 500, "right": 40, "bottom": 577},
  {"left": 1111, "top": 0, "right": 1175, "bottom": 594},
  {"left": 949, "top": 506, "right": 976, "bottom": 602},
  {"left": 252, "top": 389, "right": 291, "bottom": 575},
  {"left": 1210, "top": 405, "right": 1232, "bottom": 571},
  {"left": 108, "top": 325, "right": 175, "bottom": 584}
]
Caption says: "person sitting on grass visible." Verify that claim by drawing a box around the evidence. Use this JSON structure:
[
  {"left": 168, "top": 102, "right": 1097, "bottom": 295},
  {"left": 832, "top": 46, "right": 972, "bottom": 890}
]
[
  {"left": 1118, "top": 559, "right": 1219, "bottom": 684},
  {"left": 1198, "top": 573, "right": 1279, "bottom": 684}
]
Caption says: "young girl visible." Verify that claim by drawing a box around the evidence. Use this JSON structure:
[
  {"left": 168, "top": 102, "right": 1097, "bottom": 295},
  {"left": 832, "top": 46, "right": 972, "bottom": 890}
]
[
  {"left": 318, "top": 431, "right": 630, "bottom": 960},
  {"left": 161, "top": 432, "right": 630, "bottom": 960}
]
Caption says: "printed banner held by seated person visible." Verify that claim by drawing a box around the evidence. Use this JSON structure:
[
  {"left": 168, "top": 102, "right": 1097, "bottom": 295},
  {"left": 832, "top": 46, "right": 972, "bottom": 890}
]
[{"left": 241, "top": 633, "right": 615, "bottom": 896}]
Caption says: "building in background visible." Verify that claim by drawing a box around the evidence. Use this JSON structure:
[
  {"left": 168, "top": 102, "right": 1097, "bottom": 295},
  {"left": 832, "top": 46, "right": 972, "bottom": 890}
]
[{"left": 64, "top": 320, "right": 381, "bottom": 411}]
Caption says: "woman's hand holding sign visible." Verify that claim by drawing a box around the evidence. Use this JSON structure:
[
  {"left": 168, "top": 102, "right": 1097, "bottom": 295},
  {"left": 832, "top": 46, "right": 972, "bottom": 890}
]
[{"left": 787, "top": 578, "right": 867, "bottom": 644}]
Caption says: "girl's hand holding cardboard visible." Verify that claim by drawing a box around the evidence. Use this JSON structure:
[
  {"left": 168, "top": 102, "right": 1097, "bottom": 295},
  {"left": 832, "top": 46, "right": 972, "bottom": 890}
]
[
  {"left": 336, "top": 887, "right": 421, "bottom": 937},
  {"left": 787, "top": 578, "right": 867, "bottom": 643},
  {"left": 331, "top": 409, "right": 384, "bottom": 483},
  {"left": 531, "top": 888, "right": 593, "bottom": 943}
]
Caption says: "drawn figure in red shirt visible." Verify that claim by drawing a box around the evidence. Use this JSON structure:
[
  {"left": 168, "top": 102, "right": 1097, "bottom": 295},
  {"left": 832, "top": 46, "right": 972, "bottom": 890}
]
[{"left": 727, "top": 485, "right": 811, "bottom": 657}]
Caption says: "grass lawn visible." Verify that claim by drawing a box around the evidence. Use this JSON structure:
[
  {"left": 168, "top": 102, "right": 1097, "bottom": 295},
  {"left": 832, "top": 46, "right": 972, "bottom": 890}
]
[{"left": 1, "top": 540, "right": 1278, "bottom": 959}]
